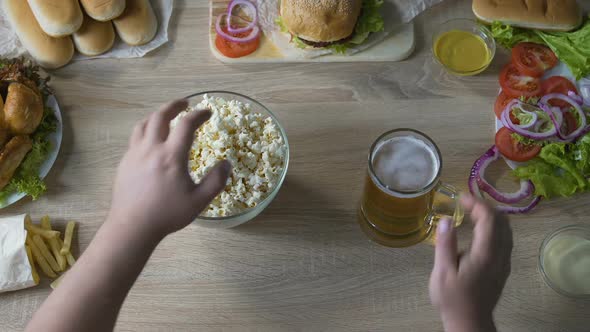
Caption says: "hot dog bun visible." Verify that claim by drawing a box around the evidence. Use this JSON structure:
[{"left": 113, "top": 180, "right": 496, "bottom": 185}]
[
  {"left": 113, "top": 0, "right": 158, "bottom": 46},
  {"left": 80, "top": 0, "right": 127, "bottom": 22},
  {"left": 2, "top": 0, "right": 74, "bottom": 69},
  {"left": 73, "top": 15, "right": 116, "bottom": 56},
  {"left": 26, "top": 0, "right": 83, "bottom": 37},
  {"left": 472, "top": 0, "right": 582, "bottom": 31}
]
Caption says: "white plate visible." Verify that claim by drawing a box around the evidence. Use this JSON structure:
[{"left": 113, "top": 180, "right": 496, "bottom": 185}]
[
  {"left": 0, "top": 95, "right": 63, "bottom": 208},
  {"left": 494, "top": 62, "right": 584, "bottom": 169}
]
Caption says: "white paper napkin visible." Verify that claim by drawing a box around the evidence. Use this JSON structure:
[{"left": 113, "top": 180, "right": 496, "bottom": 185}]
[{"left": 0, "top": 214, "right": 35, "bottom": 293}]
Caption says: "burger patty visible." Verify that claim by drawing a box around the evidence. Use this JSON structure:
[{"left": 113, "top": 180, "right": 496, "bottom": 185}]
[{"left": 298, "top": 34, "right": 353, "bottom": 48}]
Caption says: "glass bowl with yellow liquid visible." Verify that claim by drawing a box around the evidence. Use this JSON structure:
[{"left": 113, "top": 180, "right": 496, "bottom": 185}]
[
  {"left": 539, "top": 225, "right": 590, "bottom": 298},
  {"left": 432, "top": 19, "right": 495, "bottom": 76}
]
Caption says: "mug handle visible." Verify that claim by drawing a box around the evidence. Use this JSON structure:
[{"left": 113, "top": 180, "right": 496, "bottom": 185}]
[{"left": 427, "top": 182, "right": 464, "bottom": 242}]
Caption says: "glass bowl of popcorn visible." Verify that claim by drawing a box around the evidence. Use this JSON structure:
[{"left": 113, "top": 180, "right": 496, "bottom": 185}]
[{"left": 172, "top": 91, "right": 289, "bottom": 228}]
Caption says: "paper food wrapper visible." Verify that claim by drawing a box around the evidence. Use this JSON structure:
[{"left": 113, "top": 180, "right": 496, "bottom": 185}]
[
  {"left": 0, "top": 214, "right": 35, "bottom": 293},
  {"left": 0, "top": 0, "right": 174, "bottom": 61},
  {"left": 257, "top": 0, "right": 443, "bottom": 59}
]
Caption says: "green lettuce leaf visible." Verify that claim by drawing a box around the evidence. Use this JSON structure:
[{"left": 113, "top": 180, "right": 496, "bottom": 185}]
[
  {"left": 275, "top": 16, "right": 289, "bottom": 34},
  {"left": 511, "top": 133, "right": 541, "bottom": 147},
  {"left": 513, "top": 159, "right": 580, "bottom": 198},
  {"left": 491, "top": 21, "right": 543, "bottom": 49},
  {"left": 491, "top": 18, "right": 590, "bottom": 79},
  {"left": 0, "top": 106, "right": 57, "bottom": 202},
  {"left": 574, "top": 135, "right": 590, "bottom": 175},
  {"left": 513, "top": 135, "right": 590, "bottom": 198},
  {"left": 329, "top": 0, "right": 385, "bottom": 54}
]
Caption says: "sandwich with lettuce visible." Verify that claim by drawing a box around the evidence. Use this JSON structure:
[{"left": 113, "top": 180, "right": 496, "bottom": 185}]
[{"left": 275, "top": 0, "right": 385, "bottom": 54}]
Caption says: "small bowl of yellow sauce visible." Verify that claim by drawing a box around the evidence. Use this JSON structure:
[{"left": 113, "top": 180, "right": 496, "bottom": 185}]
[{"left": 432, "top": 19, "right": 495, "bottom": 76}]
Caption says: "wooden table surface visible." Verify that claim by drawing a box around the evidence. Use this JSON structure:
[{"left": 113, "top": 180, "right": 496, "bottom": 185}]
[{"left": 2, "top": 0, "right": 589, "bottom": 331}]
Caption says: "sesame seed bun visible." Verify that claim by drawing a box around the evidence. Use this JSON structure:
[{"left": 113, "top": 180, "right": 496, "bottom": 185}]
[{"left": 280, "top": 0, "right": 362, "bottom": 43}]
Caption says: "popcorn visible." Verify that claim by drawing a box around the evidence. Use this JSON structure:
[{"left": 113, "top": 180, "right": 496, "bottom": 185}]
[{"left": 171, "top": 95, "right": 286, "bottom": 217}]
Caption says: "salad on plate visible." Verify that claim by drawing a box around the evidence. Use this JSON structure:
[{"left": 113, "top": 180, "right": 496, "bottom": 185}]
[{"left": 470, "top": 42, "right": 590, "bottom": 214}]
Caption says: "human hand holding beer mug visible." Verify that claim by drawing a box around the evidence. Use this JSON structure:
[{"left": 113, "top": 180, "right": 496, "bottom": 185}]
[
  {"left": 429, "top": 195, "right": 513, "bottom": 332},
  {"left": 358, "top": 129, "right": 464, "bottom": 247}
]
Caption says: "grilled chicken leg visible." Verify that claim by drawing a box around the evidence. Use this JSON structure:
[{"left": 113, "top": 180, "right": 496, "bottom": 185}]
[
  {"left": 0, "top": 135, "right": 33, "bottom": 190},
  {"left": 4, "top": 82, "right": 44, "bottom": 135}
]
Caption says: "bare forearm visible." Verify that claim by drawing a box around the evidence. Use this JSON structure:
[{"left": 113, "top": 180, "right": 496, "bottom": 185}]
[{"left": 26, "top": 215, "right": 162, "bottom": 332}]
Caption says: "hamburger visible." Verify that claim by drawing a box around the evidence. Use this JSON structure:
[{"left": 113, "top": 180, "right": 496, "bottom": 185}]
[{"left": 276, "top": 0, "right": 385, "bottom": 53}]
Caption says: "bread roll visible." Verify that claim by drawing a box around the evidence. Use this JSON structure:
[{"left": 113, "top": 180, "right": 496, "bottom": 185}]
[
  {"left": 27, "top": 0, "right": 83, "bottom": 37},
  {"left": 281, "top": 0, "right": 362, "bottom": 42},
  {"left": 2, "top": 0, "right": 74, "bottom": 69},
  {"left": 73, "top": 15, "right": 116, "bottom": 56},
  {"left": 472, "top": 0, "right": 582, "bottom": 31},
  {"left": 4, "top": 83, "right": 44, "bottom": 135},
  {"left": 80, "top": 0, "right": 127, "bottom": 22},
  {"left": 113, "top": 0, "right": 158, "bottom": 46}
]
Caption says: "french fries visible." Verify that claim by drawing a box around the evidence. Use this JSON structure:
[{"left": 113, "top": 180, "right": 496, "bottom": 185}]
[
  {"left": 23, "top": 216, "right": 78, "bottom": 285},
  {"left": 57, "top": 237, "right": 76, "bottom": 267},
  {"left": 26, "top": 234, "right": 57, "bottom": 278},
  {"left": 25, "top": 245, "right": 40, "bottom": 285},
  {"left": 60, "top": 221, "right": 76, "bottom": 256},
  {"left": 25, "top": 216, "right": 60, "bottom": 239},
  {"left": 33, "top": 235, "right": 60, "bottom": 272},
  {"left": 50, "top": 274, "right": 64, "bottom": 290},
  {"left": 40, "top": 216, "right": 66, "bottom": 271}
]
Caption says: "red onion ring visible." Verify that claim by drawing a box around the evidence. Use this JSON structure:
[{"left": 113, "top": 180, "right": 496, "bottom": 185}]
[
  {"left": 216, "top": 14, "right": 260, "bottom": 44},
  {"left": 547, "top": 106, "right": 569, "bottom": 141},
  {"left": 496, "top": 196, "right": 542, "bottom": 214},
  {"left": 580, "top": 79, "right": 590, "bottom": 106},
  {"left": 468, "top": 172, "right": 484, "bottom": 199},
  {"left": 226, "top": 0, "right": 257, "bottom": 34},
  {"left": 468, "top": 146, "right": 541, "bottom": 214},
  {"left": 515, "top": 103, "right": 539, "bottom": 130},
  {"left": 472, "top": 146, "right": 535, "bottom": 203},
  {"left": 540, "top": 93, "right": 588, "bottom": 142},
  {"left": 567, "top": 91, "right": 584, "bottom": 106},
  {"left": 501, "top": 100, "right": 556, "bottom": 140}
]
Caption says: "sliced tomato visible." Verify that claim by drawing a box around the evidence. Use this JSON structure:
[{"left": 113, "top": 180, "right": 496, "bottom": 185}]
[
  {"left": 499, "top": 63, "right": 542, "bottom": 98},
  {"left": 215, "top": 27, "right": 260, "bottom": 58},
  {"left": 495, "top": 127, "right": 541, "bottom": 162},
  {"left": 494, "top": 91, "right": 520, "bottom": 124},
  {"left": 564, "top": 111, "right": 578, "bottom": 135},
  {"left": 511, "top": 43, "right": 558, "bottom": 77},
  {"left": 541, "top": 76, "right": 579, "bottom": 108}
]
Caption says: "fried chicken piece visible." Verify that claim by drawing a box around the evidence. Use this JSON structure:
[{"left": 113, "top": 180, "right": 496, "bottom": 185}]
[
  {"left": 1, "top": 75, "right": 40, "bottom": 96},
  {"left": 0, "top": 60, "right": 42, "bottom": 96},
  {"left": 0, "top": 135, "right": 33, "bottom": 190},
  {"left": 4, "top": 82, "right": 44, "bottom": 135},
  {"left": 0, "top": 96, "right": 10, "bottom": 148}
]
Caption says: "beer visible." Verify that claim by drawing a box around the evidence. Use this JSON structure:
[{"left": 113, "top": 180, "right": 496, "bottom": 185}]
[{"left": 358, "top": 129, "right": 462, "bottom": 247}]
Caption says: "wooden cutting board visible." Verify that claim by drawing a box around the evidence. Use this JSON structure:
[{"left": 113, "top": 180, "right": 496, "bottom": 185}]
[{"left": 209, "top": 0, "right": 415, "bottom": 63}]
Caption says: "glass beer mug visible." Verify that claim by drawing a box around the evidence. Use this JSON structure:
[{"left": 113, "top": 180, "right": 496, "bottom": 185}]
[{"left": 358, "top": 129, "right": 464, "bottom": 247}]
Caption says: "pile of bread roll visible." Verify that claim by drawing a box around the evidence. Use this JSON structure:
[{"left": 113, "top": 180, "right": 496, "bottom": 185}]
[{"left": 2, "top": 0, "right": 158, "bottom": 69}]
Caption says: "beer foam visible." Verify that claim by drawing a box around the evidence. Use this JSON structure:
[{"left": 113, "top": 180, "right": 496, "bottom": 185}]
[{"left": 372, "top": 136, "right": 439, "bottom": 192}]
